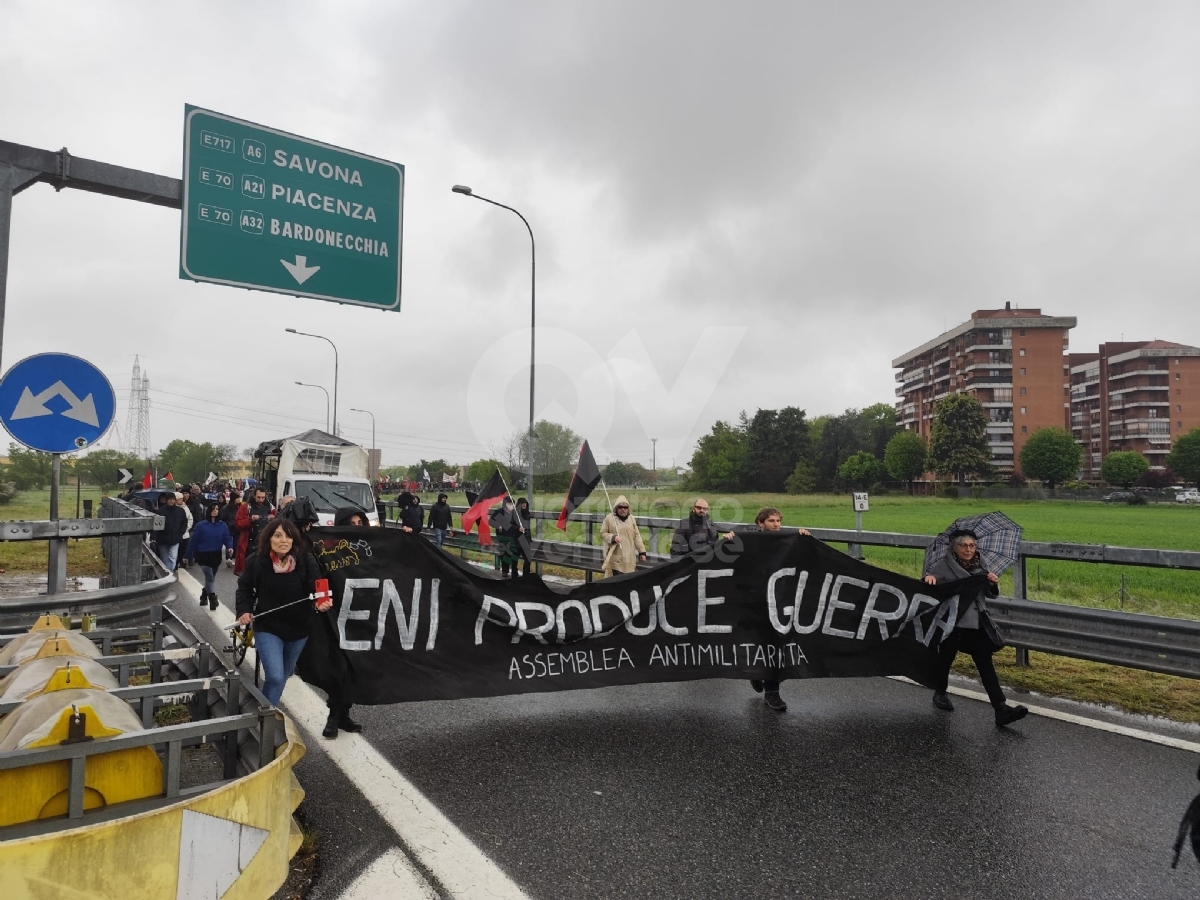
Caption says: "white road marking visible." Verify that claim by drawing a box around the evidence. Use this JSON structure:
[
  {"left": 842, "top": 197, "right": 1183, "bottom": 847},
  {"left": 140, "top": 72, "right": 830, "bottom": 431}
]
[
  {"left": 339, "top": 847, "right": 440, "bottom": 900},
  {"left": 177, "top": 568, "right": 531, "bottom": 900},
  {"left": 890, "top": 675, "right": 1200, "bottom": 754}
]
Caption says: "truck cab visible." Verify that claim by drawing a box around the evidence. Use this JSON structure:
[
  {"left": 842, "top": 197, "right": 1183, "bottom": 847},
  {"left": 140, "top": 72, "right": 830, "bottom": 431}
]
[{"left": 254, "top": 429, "right": 379, "bottom": 526}]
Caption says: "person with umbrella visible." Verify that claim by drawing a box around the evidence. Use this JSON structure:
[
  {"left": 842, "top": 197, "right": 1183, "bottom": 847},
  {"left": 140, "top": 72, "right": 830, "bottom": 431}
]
[{"left": 923, "top": 519, "right": 1029, "bottom": 728}]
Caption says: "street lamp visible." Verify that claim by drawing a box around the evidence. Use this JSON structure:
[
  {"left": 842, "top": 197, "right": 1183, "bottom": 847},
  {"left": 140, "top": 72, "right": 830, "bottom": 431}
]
[
  {"left": 296, "top": 381, "right": 330, "bottom": 432},
  {"left": 286, "top": 328, "right": 339, "bottom": 435},
  {"left": 452, "top": 184, "right": 535, "bottom": 509},
  {"left": 350, "top": 407, "right": 377, "bottom": 478},
  {"left": 651, "top": 438, "right": 657, "bottom": 491}
]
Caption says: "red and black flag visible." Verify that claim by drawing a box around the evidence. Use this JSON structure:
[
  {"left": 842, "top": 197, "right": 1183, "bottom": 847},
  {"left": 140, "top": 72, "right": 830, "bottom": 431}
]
[
  {"left": 142, "top": 469, "right": 153, "bottom": 489},
  {"left": 461, "top": 469, "right": 509, "bottom": 545},
  {"left": 556, "top": 440, "right": 602, "bottom": 529}
]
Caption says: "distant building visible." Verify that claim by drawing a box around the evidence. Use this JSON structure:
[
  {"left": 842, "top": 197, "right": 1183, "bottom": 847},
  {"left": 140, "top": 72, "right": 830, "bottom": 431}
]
[
  {"left": 893, "top": 306, "right": 1076, "bottom": 478},
  {"left": 1069, "top": 341, "right": 1200, "bottom": 478}
]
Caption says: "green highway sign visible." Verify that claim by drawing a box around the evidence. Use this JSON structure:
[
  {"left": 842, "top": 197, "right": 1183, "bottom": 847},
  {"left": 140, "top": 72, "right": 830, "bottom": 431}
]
[{"left": 180, "top": 105, "right": 403, "bottom": 310}]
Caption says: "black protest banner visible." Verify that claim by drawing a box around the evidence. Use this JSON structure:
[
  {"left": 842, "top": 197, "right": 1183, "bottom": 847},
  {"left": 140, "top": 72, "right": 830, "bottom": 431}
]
[{"left": 296, "top": 528, "right": 982, "bottom": 705}]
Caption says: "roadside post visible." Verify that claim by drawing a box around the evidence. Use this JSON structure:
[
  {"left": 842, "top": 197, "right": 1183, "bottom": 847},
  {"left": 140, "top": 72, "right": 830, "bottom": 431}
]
[
  {"left": 850, "top": 492, "right": 869, "bottom": 559},
  {"left": 0, "top": 352, "right": 116, "bottom": 593}
]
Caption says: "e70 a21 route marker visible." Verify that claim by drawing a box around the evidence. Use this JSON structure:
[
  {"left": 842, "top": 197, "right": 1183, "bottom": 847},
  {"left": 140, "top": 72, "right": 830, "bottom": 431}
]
[{"left": 180, "top": 105, "right": 404, "bottom": 311}]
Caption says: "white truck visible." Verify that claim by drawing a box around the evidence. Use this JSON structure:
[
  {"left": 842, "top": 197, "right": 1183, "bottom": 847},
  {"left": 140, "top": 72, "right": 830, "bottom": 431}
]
[{"left": 253, "top": 429, "right": 379, "bottom": 526}]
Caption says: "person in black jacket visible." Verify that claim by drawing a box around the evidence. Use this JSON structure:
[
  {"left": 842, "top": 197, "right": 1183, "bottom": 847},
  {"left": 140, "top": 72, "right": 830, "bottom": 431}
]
[
  {"left": 319, "top": 507, "right": 369, "bottom": 739},
  {"left": 671, "top": 498, "right": 735, "bottom": 556},
  {"left": 399, "top": 493, "right": 424, "bottom": 534},
  {"left": 235, "top": 518, "right": 330, "bottom": 706},
  {"left": 155, "top": 493, "right": 189, "bottom": 572},
  {"left": 427, "top": 493, "right": 455, "bottom": 548},
  {"left": 489, "top": 497, "right": 524, "bottom": 578},
  {"left": 923, "top": 528, "right": 1028, "bottom": 728}
]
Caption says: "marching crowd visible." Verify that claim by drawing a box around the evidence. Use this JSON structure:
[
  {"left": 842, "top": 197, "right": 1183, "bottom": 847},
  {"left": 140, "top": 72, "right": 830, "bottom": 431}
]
[{"left": 131, "top": 484, "right": 1030, "bottom": 736}]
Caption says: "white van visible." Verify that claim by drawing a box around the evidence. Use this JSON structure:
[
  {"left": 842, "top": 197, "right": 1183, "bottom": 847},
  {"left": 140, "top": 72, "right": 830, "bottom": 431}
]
[{"left": 254, "top": 430, "right": 379, "bottom": 526}]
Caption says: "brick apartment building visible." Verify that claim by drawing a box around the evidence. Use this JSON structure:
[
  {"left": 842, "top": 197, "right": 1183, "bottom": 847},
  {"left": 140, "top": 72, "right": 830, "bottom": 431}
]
[
  {"left": 893, "top": 306, "right": 1076, "bottom": 478},
  {"left": 1069, "top": 341, "right": 1200, "bottom": 479}
]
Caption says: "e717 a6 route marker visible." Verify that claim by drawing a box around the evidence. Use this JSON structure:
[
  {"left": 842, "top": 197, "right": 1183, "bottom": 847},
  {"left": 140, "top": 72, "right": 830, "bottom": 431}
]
[{"left": 180, "top": 105, "right": 404, "bottom": 311}]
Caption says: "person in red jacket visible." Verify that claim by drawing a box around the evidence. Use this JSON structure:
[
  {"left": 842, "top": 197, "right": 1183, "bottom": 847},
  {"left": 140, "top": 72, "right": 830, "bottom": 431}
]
[{"left": 234, "top": 488, "right": 274, "bottom": 575}]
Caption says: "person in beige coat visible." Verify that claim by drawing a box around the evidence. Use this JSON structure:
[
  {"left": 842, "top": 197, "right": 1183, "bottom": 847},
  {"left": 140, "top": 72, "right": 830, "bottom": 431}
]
[{"left": 600, "top": 495, "right": 647, "bottom": 577}]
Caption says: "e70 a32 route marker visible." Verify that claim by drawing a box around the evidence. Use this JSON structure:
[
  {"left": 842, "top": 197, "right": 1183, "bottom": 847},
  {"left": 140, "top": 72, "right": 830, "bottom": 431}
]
[{"left": 180, "top": 105, "right": 404, "bottom": 311}]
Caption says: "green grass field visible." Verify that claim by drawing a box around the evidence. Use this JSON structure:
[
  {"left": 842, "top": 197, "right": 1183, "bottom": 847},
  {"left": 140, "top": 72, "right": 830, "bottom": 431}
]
[{"left": 0, "top": 487, "right": 111, "bottom": 577}]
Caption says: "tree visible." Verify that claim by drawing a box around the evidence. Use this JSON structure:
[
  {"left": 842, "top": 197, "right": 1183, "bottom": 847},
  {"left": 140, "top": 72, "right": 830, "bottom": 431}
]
[
  {"left": 1167, "top": 428, "right": 1200, "bottom": 486},
  {"left": 686, "top": 420, "right": 748, "bottom": 492},
  {"left": 884, "top": 431, "right": 927, "bottom": 491},
  {"left": 1101, "top": 451, "right": 1149, "bottom": 488},
  {"left": 76, "top": 449, "right": 145, "bottom": 488},
  {"left": 784, "top": 459, "right": 816, "bottom": 494},
  {"left": 406, "top": 459, "right": 453, "bottom": 483},
  {"left": 927, "top": 395, "right": 993, "bottom": 484},
  {"left": 518, "top": 420, "right": 583, "bottom": 492},
  {"left": 1019, "top": 427, "right": 1081, "bottom": 489},
  {"left": 157, "top": 440, "right": 236, "bottom": 486},
  {"left": 464, "top": 458, "right": 512, "bottom": 489},
  {"left": 604, "top": 461, "right": 651, "bottom": 486},
  {"left": 838, "top": 451, "right": 883, "bottom": 490},
  {"left": 861, "top": 402, "right": 901, "bottom": 459},
  {"left": 3, "top": 443, "right": 64, "bottom": 490},
  {"left": 744, "top": 407, "right": 811, "bottom": 492}
]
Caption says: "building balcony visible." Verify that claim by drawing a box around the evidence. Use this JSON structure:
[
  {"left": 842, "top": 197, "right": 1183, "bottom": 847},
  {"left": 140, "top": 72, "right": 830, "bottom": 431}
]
[
  {"left": 1107, "top": 368, "right": 1170, "bottom": 380},
  {"left": 1109, "top": 384, "right": 1169, "bottom": 396}
]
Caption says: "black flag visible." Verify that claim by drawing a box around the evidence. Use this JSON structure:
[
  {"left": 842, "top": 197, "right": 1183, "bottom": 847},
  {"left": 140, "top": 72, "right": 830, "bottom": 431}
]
[
  {"left": 461, "top": 469, "right": 508, "bottom": 545},
  {"left": 557, "top": 440, "right": 602, "bottom": 529}
]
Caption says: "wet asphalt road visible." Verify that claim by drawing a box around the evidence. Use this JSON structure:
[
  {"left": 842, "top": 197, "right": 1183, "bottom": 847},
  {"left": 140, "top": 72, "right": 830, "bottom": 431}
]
[{"left": 182, "top": 562, "right": 1200, "bottom": 900}]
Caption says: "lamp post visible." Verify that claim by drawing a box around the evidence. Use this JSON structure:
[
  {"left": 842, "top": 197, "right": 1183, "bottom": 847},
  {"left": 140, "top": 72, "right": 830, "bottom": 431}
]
[
  {"left": 350, "top": 407, "right": 377, "bottom": 479},
  {"left": 286, "top": 328, "right": 339, "bottom": 435},
  {"left": 452, "top": 184, "right": 535, "bottom": 509},
  {"left": 651, "top": 438, "right": 657, "bottom": 491},
  {"left": 296, "top": 381, "right": 330, "bottom": 432}
]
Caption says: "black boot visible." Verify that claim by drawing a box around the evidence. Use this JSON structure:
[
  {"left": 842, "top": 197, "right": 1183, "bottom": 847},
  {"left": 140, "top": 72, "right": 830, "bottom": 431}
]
[
  {"left": 338, "top": 706, "right": 363, "bottom": 733},
  {"left": 322, "top": 710, "right": 339, "bottom": 739},
  {"left": 209, "top": 592, "right": 219, "bottom": 611}
]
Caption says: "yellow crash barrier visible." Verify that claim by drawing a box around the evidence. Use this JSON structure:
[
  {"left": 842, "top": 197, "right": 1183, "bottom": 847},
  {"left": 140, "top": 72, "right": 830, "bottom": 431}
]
[
  {"left": 0, "top": 715, "right": 306, "bottom": 900},
  {"left": 0, "top": 657, "right": 119, "bottom": 703},
  {"left": 0, "top": 630, "right": 103, "bottom": 667}
]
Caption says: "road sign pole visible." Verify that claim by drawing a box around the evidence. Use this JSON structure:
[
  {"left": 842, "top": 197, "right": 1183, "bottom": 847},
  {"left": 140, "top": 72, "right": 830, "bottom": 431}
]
[{"left": 47, "top": 453, "right": 67, "bottom": 595}]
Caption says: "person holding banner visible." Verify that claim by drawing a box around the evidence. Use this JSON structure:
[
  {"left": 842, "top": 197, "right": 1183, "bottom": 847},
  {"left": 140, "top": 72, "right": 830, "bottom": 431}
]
[
  {"left": 748, "top": 507, "right": 809, "bottom": 712},
  {"left": 235, "top": 519, "right": 330, "bottom": 706},
  {"left": 923, "top": 529, "right": 1028, "bottom": 727},
  {"left": 600, "top": 495, "right": 647, "bottom": 577},
  {"left": 671, "top": 498, "right": 735, "bottom": 556}
]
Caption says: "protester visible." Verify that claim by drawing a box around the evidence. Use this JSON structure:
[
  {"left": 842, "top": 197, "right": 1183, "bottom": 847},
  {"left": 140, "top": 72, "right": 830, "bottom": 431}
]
[
  {"left": 427, "top": 493, "right": 455, "bottom": 548},
  {"left": 235, "top": 519, "right": 329, "bottom": 706},
  {"left": 154, "top": 493, "right": 189, "bottom": 572},
  {"left": 489, "top": 496, "right": 525, "bottom": 578},
  {"left": 399, "top": 493, "right": 424, "bottom": 534},
  {"left": 747, "top": 507, "right": 811, "bottom": 712},
  {"left": 923, "top": 528, "right": 1028, "bottom": 727},
  {"left": 220, "top": 493, "right": 243, "bottom": 567},
  {"left": 234, "top": 488, "right": 275, "bottom": 575},
  {"left": 179, "top": 486, "right": 205, "bottom": 567},
  {"left": 190, "top": 503, "right": 234, "bottom": 610},
  {"left": 514, "top": 497, "right": 533, "bottom": 576},
  {"left": 320, "top": 507, "right": 369, "bottom": 739},
  {"left": 175, "top": 492, "right": 194, "bottom": 572},
  {"left": 600, "top": 495, "right": 647, "bottom": 578},
  {"left": 671, "top": 498, "right": 735, "bottom": 556}
]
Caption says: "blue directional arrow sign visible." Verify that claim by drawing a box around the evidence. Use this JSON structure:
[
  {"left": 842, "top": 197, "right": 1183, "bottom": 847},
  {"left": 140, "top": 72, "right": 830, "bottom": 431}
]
[{"left": 0, "top": 353, "right": 116, "bottom": 453}]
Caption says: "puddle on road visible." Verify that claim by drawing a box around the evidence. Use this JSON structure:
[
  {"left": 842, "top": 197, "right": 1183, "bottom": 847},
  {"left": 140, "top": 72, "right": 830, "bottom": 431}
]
[{"left": 0, "top": 574, "right": 102, "bottom": 597}]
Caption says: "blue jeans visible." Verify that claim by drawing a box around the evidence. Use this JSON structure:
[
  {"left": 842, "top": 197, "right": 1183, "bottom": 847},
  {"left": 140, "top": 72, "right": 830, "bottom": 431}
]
[
  {"left": 199, "top": 565, "right": 217, "bottom": 594},
  {"left": 255, "top": 631, "right": 308, "bottom": 706},
  {"left": 433, "top": 528, "right": 448, "bottom": 548},
  {"left": 157, "top": 543, "right": 179, "bottom": 571}
]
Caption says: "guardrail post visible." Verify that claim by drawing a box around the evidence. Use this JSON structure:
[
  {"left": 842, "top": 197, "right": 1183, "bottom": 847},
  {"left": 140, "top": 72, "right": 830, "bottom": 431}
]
[
  {"left": 1011, "top": 553, "right": 1030, "bottom": 667},
  {"left": 258, "top": 708, "right": 277, "bottom": 770},
  {"left": 164, "top": 739, "right": 182, "bottom": 799},
  {"left": 223, "top": 671, "right": 242, "bottom": 779},
  {"left": 584, "top": 519, "right": 594, "bottom": 584},
  {"left": 150, "top": 604, "right": 163, "bottom": 684},
  {"left": 67, "top": 756, "right": 86, "bottom": 818}
]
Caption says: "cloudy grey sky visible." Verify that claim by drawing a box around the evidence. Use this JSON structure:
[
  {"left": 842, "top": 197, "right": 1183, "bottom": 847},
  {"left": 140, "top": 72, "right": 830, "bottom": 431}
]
[{"left": 3, "top": 1, "right": 1200, "bottom": 470}]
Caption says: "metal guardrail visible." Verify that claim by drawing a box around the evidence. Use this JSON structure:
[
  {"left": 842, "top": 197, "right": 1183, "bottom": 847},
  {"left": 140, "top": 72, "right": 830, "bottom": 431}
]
[
  {"left": 410, "top": 506, "right": 1200, "bottom": 681},
  {"left": 0, "top": 498, "right": 174, "bottom": 634},
  {"left": 0, "top": 605, "right": 281, "bottom": 841}
]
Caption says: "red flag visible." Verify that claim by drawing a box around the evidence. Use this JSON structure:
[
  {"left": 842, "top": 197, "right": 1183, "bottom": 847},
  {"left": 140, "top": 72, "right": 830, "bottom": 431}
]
[
  {"left": 142, "top": 469, "right": 153, "bottom": 489},
  {"left": 557, "top": 440, "right": 602, "bottom": 529},
  {"left": 460, "top": 470, "right": 508, "bottom": 545},
  {"left": 163, "top": 471, "right": 174, "bottom": 483}
]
